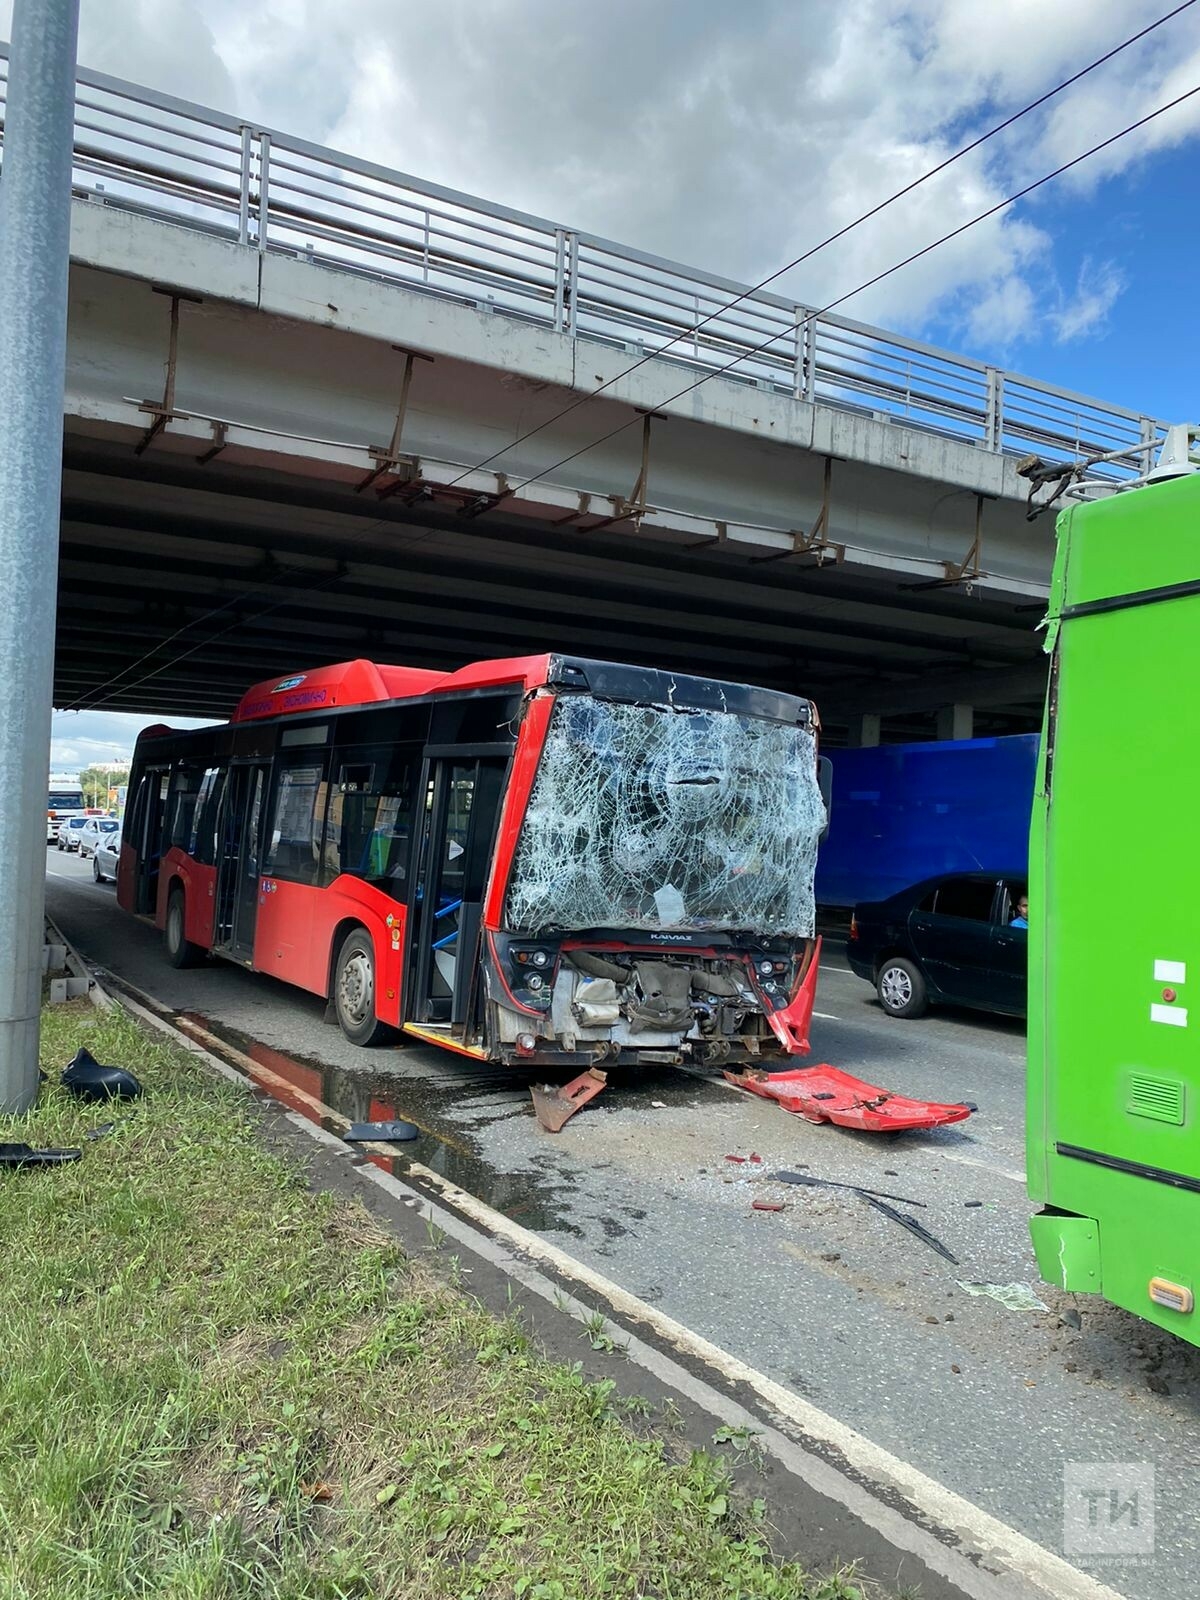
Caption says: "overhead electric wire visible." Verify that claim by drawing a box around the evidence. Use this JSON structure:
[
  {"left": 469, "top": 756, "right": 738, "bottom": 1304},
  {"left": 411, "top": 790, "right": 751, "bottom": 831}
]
[
  {"left": 435, "top": 0, "right": 1196, "bottom": 492},
  {"left": 494, "top": 80, "right": 1200, "bottom": 506},
  {"left": 76, "top": 565, "right": 351, "bottom": 714},
  {"left": 73, "top": 10, "right": 1198, "bottom": 712}
]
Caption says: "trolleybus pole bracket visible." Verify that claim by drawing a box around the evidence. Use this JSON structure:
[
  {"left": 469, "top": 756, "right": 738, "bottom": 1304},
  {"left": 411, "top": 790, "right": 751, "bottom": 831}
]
[
  {"left": 365, "top": 345, "right": 434, "bottom": 495},
  {"left": 750, "top": 454, "right": 844, "bottom": 566},
  {"left": 133, "top": 288, "right": 203, "bottom": 457}
]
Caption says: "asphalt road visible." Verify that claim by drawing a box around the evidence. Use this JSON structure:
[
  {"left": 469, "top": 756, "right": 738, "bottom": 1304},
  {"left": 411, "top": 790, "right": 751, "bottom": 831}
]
[{"left": 48, "top": 849, "right": 1200, "bottom": 1598}]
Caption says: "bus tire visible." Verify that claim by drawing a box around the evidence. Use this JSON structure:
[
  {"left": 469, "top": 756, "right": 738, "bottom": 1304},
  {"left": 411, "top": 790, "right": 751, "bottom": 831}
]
[
  {"left": 876, "top": 955, "right": 927, "bottom": 1019},
  {"left": 164, "top": 887, "right": 203, "bottom": 969},
  {"left": 333, "top": 929, "right": 389, "bottom": 1047}
]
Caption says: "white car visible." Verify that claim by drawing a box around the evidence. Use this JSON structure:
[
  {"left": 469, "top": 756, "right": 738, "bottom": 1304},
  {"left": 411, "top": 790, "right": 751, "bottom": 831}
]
[
  {"left": 57, "top": 817, "right": 92, "bottom": 852},
  {"left": 78, "top": 817, "right": 120, "bottom": 859},
  {"left": 48, "top": 808, "right": 86, "bottom": 844},
  {"left": 92, "top": 830, "right": 122, "bottom": 884}
]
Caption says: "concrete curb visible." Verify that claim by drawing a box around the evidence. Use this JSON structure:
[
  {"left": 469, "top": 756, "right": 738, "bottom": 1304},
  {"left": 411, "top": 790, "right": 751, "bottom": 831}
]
[{"left": 86, "top": 962, "right": 1124, "bottom": 1600}]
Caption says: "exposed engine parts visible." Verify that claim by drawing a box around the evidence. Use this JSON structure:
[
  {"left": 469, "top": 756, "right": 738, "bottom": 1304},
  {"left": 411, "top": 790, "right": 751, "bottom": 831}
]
[{"left": 489, "top": 940, "right": 809, "bottom": 1066}]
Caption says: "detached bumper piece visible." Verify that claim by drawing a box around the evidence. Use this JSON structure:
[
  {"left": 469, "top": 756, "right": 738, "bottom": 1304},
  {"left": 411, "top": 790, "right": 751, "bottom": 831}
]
[
  {"left": 723, "top": 1065, "right": 973, "bottom": 1133},
  {"left": 530, "top": 1069, "right": 608, "bottom": 1132}
]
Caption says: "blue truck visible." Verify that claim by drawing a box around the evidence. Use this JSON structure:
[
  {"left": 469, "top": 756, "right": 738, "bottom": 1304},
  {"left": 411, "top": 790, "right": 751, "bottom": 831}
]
[{"left": 814, "top": 734, "right": 1039, "bottom": 909}]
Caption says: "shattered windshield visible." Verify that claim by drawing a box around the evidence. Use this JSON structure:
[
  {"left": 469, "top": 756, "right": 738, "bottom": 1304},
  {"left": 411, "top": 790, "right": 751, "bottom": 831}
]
[{"left": 505, "top": 694, "right": 824, "bottom": 936}]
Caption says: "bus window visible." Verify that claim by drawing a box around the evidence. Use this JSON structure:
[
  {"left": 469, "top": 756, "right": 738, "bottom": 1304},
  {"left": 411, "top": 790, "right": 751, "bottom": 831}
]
[
  {"left": 322, "top": 744, "right": 418, "bottom": 889},
  {"left": 189, "top": 767, "right": 227, "bottom": 866},
  {"left": 265, "top": 761, "right": 326, "bottom": 885},
  {"left": 167, "top": 767, "right": 205, "bottom": 850}
]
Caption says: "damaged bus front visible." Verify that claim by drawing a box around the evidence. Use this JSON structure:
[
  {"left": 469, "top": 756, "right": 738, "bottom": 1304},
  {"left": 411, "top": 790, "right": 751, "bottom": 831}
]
[{"left": 483, "top": 667, "right": 828, "bottom": 1069}]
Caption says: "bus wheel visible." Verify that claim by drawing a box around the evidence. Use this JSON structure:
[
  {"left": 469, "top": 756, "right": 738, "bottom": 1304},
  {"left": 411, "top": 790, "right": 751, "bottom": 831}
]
[
  {"left": 876, "top": 956, "right": 927, "bottom": 1019},
  {"left": 165, "top": 887, "right": 203, "bottom": 969},
  {"left": 334, "top": 929, "right": 389, "bottom": 1047}
]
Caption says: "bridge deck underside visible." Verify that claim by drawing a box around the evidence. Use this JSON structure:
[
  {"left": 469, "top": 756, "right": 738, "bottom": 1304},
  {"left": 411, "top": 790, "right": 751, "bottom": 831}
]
[{"left": 57, "top": 430, "right": 1046, "bottom": 741}]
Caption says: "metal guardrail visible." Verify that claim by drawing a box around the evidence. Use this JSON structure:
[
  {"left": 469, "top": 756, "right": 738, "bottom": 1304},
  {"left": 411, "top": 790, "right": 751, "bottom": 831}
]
[{"left": 0, "top": 45, "right": 1167, "bottom": 478}]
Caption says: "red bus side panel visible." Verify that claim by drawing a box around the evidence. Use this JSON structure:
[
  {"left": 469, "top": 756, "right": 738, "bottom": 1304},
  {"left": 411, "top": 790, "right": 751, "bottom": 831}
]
[
  {"left": 157, "top": 848, "right": 218, "bottom": 945},
  {"left": 254, "top": 877, "right": 318, "bottom": 990},
  {"left": 252, "top": 876, "right": 407, "bottom": 1026}
]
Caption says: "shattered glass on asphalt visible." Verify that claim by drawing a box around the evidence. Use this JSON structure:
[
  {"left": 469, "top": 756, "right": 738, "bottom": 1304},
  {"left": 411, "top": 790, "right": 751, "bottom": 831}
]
[{"left": 506, "top": 695, "right": 824, "bottom": 936}]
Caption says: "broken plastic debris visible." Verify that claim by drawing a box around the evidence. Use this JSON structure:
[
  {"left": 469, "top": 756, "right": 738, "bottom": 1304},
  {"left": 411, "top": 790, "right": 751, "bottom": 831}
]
[
  {"left": 61, "top": 1048, "right": 144, "bottom": 1102},
  {"left": 84, "top": 1114, "right": 138, "bottom": 1141},
  {"left": 724, "top": 1064, "right": 973, "bottom": 1132},
  {"left": 724, "top": 1154, "right": 747, "bottom": 1164},
  {"left": 343, "top": 1119, "right": 420, "bottom": 1143},
  {"left": 530, "top": 1068, "right": 607, "bottom": 1133},
  {"left": 650, "top": 1100, "right": 667, "bottom": 1109},
  {"left": 0, "top": 1142, "right": 81, "bottom": 1168},
  {"left": 751, "top": 1200, "right": 785, "bottom": 1212},
  {"left": 956, "top": 1281, "right": 1049, "bottom": 1313}
]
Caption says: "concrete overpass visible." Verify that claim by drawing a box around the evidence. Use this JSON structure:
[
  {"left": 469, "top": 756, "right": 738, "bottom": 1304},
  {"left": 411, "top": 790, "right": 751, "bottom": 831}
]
[{"left": 2, "top": 49, "right": 1168, "bottom": 740}]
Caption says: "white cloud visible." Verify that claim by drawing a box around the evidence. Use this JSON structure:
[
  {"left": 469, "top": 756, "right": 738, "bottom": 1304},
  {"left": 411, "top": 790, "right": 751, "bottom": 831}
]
[
  {"left": 965, "top": 276, "right": 1039, "bottom": 348},
  {"left": 1049, "top": 256, "right": 1126, "bottom": 342},
  {"left": 4, "top": 0, "right": 1199, "bottom": 355}
]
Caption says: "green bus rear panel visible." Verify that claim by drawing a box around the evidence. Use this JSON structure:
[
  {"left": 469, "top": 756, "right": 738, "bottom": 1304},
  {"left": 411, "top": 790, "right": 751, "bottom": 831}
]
[{"left": 1028, "top": 472, "right": 1200, "bottom": 1344}]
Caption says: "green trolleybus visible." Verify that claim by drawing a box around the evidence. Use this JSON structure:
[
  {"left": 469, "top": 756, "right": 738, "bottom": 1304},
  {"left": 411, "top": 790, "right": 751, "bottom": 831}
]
[{"left": 1028, "top": 434, "right": 1200, "bottom": 1345}]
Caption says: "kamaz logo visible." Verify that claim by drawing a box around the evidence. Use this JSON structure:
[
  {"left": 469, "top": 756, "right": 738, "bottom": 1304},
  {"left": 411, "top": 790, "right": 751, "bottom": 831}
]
[{"left": 273, "top": 675, "right": 307, "bottom": 692}]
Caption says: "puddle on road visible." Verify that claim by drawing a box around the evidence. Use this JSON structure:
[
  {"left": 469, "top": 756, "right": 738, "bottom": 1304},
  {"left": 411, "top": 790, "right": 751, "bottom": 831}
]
[{"left": 174, "top": 1010, "right": 726, "bottom": 1238}]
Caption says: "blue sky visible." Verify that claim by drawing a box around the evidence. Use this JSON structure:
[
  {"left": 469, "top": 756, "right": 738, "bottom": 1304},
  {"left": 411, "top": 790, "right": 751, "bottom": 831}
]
[{"left": 929, "top": 140, "right": 1198, "bottom": 423}]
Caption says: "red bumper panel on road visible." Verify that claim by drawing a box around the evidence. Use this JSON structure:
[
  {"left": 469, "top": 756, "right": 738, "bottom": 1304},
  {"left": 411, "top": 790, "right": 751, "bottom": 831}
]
[{"left": 723, "top": 1066, "right": 974, "bottom": 1132}]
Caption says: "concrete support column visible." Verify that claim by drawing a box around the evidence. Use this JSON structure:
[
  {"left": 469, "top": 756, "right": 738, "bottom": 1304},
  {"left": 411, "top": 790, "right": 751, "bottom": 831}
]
[
  {"left": 846, "top": 712, "right": 881, "bottom": 748},
  {"left": 0, "top": 0, "right": 80, "bottom": 1113},
  {"left": 935, "top": 703, "right": 974, "bottom": 742}
]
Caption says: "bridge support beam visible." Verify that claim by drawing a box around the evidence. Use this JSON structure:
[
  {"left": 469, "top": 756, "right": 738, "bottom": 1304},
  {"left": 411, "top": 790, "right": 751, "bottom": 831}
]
[
  {"left": 936, "top": 703, "right": 975, "bottom": 742},
  {"left": 0, "top": 0, "right": 80, "bottom": 1113},
  {"left": 847, "top": 713, "right": 882, "bottom": 749}
]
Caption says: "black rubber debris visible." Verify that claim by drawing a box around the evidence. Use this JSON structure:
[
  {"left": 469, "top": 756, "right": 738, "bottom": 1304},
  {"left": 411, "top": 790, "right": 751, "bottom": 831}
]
[
  {"left": 0, "top": 1142, "right": 81, "bottom": 1168},
  {"left": 343, "top": 1119, "right": 420, "bottom": 1143},
  {"left": 61, "top": 1047, "right": 144, "bottom": 1102},
  {"left": 860, "top": 1193, "right": 960, "bottom": 1265}
]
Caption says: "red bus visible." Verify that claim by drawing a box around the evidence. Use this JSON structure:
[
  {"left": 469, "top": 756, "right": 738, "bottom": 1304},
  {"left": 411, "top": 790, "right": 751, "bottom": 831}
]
[{"left": 119, "top": 654, "right": 829, "bottom": 1066}]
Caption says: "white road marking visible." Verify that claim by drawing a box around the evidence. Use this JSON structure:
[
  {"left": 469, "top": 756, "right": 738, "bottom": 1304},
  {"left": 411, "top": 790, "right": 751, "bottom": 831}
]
[
  {"left": 940, "top": 1149, "right": 1027, "bottom": 1185},
  {"left": 820, "top": 964, "right": 855, "bottom": 975},
  {"left": 812, "top": 1010, "right": 840, "bottom": 1021},
  {"left": 108, "top": 973, "right": 1119, "bottom": 1600}
]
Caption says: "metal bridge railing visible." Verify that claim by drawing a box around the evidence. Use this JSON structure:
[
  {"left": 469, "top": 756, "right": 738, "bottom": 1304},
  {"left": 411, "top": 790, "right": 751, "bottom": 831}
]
[{"left": 0, "top": 45, "right": 1167, "bottom": 479}]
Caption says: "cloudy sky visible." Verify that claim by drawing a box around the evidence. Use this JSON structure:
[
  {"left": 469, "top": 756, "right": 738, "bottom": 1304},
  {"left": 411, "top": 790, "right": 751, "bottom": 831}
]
[{"left": 5, "top": 0, "right": 1197, "bottom": 762}]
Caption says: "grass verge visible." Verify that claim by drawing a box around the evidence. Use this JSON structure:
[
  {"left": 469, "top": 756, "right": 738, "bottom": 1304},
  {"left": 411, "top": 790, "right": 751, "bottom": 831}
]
[{"left": 0, "top": 999, "right": 866, "bottom": 1600}]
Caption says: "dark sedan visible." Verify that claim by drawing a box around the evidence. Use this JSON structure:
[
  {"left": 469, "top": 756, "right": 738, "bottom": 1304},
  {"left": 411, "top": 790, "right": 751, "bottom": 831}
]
[{"left": 847, "top": 871, "right": 1028, "bottom": 1019}]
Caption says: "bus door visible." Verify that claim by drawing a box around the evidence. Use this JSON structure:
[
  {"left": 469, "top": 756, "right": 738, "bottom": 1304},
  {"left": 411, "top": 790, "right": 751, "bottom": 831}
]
[
  {"left": 213, "top": 762, "right": 268, "bottom": 964},
  {"left": 407, "top": 755, "right": 506, "bottom": 1027},
  {"left": 127, "top": 766, "right": 170, "bottom": 915}
]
